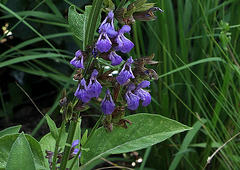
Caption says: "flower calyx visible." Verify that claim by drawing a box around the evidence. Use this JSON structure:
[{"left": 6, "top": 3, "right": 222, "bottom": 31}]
[{"left": 133, "top": 53, "right": 159, "bottom": 80}]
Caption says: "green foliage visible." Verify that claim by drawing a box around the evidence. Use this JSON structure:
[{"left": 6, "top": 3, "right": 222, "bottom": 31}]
[
  {"left": 81, "top": 113, "right": 191, "bottom": 168},
  {"left": 6, "top": 133, "right": 36, "bottom": 170},
  {"left": 0, "top": 133, "right": 45, "bottom": 170},
  {"left": 68, "top": 5, "right": 91, "bottom": 42},
  {"left": 0, "top": 125, "right": 21, "bottom": 138},
  {"left": 45, "top": 115, "right": 59, "bottom": 140}
]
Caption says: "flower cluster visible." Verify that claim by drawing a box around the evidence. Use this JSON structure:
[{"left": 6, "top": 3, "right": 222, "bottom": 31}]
[
  {"left": 73, "top": 69, "right": 102, "bottom": 103},
  {"left": 70, "top": 10, "right": 158, "bottom": 117}
]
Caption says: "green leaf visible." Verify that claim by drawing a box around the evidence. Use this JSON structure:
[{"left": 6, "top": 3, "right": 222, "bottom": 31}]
[
  {"left": 39, "top": 128, "right": 68, "bottom": 167},
  {"left": 81, "top": 113, "right": 191, "bottom": 168},
  {"left": 81, "top": 129, "right": 88, "bottom": 146},
  {"left": 6, "top": 133, "right": 35, "bottom": 170},
  {"left": 0, "top": 125, "right": 21, "bottom": 138},
  {"left": 0, "top": 133, "right": 45, "bottom": 170},
  {"left": 45, "top": 114, "right": 59, "bottom": 140},
  {"left": 68, "top": 5, "right": 92, "bottom": 43}
]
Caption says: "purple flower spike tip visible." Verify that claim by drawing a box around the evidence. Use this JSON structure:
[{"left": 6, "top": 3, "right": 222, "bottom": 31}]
[
  {"left": 113, "top": 25, "right": 134, "bottom": 53},
  {"left": 101, "top": 89, "right": 115, "bottom": 115},
  {"left": 108, "top": 51, "right": 123, "bottom": 66},
  {"left": 74, "top": 78, "right": 92, "bottom": 103},
  {"left": 116, "top": 56, "right": 135, "bottom": 85},
  {"left": 99, "top": 11, "right": 117, "bottom": 38},
  {"left": 88, "top": 69, "right": 102, "bottom": 98},
  {"left": 135, "top": 81, "right": 151, "bottom": 106},
  {"left": 125, "top": 84, "right": 140, "bottom": 110},
  {"left": 70, "top": 50, "right": 84, "bottom": 69}
]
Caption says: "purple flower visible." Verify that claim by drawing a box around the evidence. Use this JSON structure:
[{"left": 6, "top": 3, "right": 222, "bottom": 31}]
[
  {"left": 134, "top": 81, "right": 151, "bottom": 106},
  {"left": 113, "top": 25, "right": 134, "bottom": 53},
  {"left": 88, "top": 69, "right": 102, "bottom": 98},
  {"left": 96, "top": 27, "right": 112, "bottom": 53},
  {"left": 101, "top": 89, "right": 115, "bottom": 115},
  {"left": 99, "top": 11, "right": 117, "bottom": 38},
  {"left": 125, "top": 84, "right": 140, "bottom": 110},
  {"left": 74, "top": 78, "right": 92, "bottom": 103},
  {"left": 108, "top": 51, "right": 123, "bottom": 66},
  {"left": 71, "top": 140, "right": 81, "bottom": 157},
  {"left": 70, "top": 50, "right": 84, "bottom": 69},
  {"left": 116, "top": 56, "right": 135, "bottom": 85}
]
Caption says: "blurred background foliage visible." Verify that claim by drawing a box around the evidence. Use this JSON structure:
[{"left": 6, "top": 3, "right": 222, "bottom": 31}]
[{"left": 0, "top": 0, "right": 240, "bottom": 169}]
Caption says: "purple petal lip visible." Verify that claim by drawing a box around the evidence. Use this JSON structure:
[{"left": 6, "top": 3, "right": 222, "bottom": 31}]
[
  {"left": 116, "top": 70, "right": 133, "bottom": 85},
  {"left": 88, "top": 69, "right": 102, "bottom": 98},
  {"left": 108, "top": 51, "right": 122, "bottom": 66},
  {"left": 116, "top": 56, "right": 135, "bottom": 85},
  {"left": 101, "top": 89, "right": 115, "bottom": 115},
  {"left": 74, "top": 78, "right": 92, "bottom": 103},
  {"left": 88, "top": 81, "right": 102, "bottom": 98},
  {"left": 125, "top": 91, "right": 140, "bottom": 110},
  {"left": 70, "top": 50, "right": 84, "bottom": 69},
  {"left": 135, "top": 89, "right": 151, "bottom": 106},
  {"left": 96, "top": 33, "right": 112, "bottom": 53},
  {"left": 119, "top": 36, "right": 134, "bottom": 53},
  {"left": 134, "top": 81, "right": 152, "bottom": 106}
]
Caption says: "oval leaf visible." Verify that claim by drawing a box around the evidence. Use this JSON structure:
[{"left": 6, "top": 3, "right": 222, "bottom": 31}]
[
  {"left": 0, "top": 125, "right": 21, "bottom": 138},
  {"left": 6, "top": 133, "right": 35, "bottom": 170},
  {"left": 0, "top": 133, "right": 45, "bottom": 169},
  {"left": 81, "top": 113, "right": 191, "bottom": 168}
]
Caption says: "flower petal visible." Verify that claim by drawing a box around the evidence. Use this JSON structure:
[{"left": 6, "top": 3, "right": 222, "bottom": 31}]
[
  {"left": 125, "top": 91, "right": 140, "bottom": 110},
  {"left": 108, "top": 51, "right": 122, "bottom": 66},
  {"left": 101, "top": 89, "right": 115, "bottom": 115},
  {"left": 74, "top": 78, "right": 92, "bottom": 103},
  {"left": 96, "top": 33, "right": 112, "bottom": 53}
]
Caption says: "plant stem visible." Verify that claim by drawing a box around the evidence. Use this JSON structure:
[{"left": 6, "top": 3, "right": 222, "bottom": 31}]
[
  {"left": 59, "top": 120, "right": 77, "bottom": 170},
  {"left": 51, "top": 121, "right": 65, "bottom": 170}
]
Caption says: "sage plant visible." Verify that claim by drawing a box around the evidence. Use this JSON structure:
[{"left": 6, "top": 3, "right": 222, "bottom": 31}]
[{"left": 58, "top": 2, "right": 164, "bottom": 169}]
